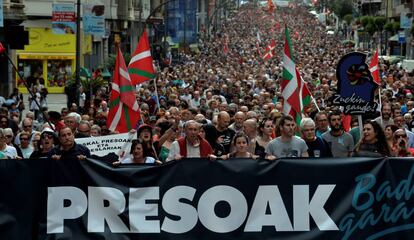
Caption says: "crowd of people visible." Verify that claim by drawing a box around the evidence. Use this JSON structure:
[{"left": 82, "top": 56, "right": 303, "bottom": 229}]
[{"left": 2, "top": 4, "right": 414, "bottom": 163}]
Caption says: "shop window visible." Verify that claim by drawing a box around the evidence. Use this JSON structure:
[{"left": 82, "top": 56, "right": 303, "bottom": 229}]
[
  {"left": 47, "top": 60, "right": 72, "bottom": 87},
  {"left": 17, "top": 59, "right": 44, "bottom": 88}
]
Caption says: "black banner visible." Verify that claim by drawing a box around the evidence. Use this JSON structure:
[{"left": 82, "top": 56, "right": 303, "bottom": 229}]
[{"left": 2, "top": 157, "right": 414, "bottom": 239}]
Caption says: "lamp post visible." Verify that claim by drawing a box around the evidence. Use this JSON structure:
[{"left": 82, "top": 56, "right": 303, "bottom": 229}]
[{"left": 76, "top": 0, "right": 81, "bottom": 107}]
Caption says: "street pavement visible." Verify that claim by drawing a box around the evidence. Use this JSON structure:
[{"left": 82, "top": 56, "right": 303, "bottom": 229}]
[{"left": 22, "top": 93, "right": 67, "bottom": 117}]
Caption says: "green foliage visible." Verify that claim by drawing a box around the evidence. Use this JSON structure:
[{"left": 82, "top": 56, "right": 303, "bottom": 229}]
[
  {"left": 329, "top": 0, "right": 353, "bottom": 19},
  {"left": 344, "top": 14, "right": 353, "bottom": 25},
  {"left": 393, "top": 22, "right": 401, "bottom": 32},
  {"left": 384, "top": 22, "right": 393, "bottom": 32},
  {"left": 374, "top": 16, "right": 387, "bottom": 30},
  {"left": 360, "top": 16, "right": 373, "bottom": 28},
  {"left": 105, "top": 53, "right": 131, "bottom": 69},
  {"left": 67, "top": 73, "right": 108, "bottom": 96},
  {"left": 411, "top": 25, "right": 414, "bottom": 37},
  {"left": 366, "top": 23, "right": 376, "bottom": 35}
]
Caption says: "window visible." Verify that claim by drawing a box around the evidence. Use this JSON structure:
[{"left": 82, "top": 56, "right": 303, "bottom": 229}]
[
  {"left": 47, "top": 60, "right": 72, "bottom": 87},
  {"left": 17, "top": 59, "right": 43, "bottom": 88}
]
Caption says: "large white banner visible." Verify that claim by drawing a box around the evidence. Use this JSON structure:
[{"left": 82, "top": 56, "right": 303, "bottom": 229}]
[{"left": 76, "top": 133, "right": 135, "bottom": 157}]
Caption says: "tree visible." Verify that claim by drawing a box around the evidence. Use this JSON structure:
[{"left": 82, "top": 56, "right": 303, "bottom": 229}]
[
  {"left": 392, "top": 22, "right": 401, "bottom": 33},
  {"left": 360, "top": 16, "right": 373, "bottom": 28},
  {"left": 374, "top": 16, "right": 387, "bottom": 31},
  {"left": 384, "top": 22, "right": 393, "bottom": 32},
  {"left": 329, "top": 0, "right": 353, "bottom": 19},
  {"left": 344, "top": 14, "right": 353, "bottom": 26}
]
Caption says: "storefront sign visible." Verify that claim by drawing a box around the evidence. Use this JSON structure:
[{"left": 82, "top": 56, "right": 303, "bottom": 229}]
[
  {"left": 52, "top": 3, "right": 76, "bottom": 34},
  {"left": 2, "top": 157, "right": 414, "bottom": 239},
  {"left": 333, "top": 52, "right": 378, "bottom": 114},
  {"left": 83, "top": 3, "right": 105, "bottom": 36},
  {"left": 18, "top": 28, "right": 75, "bottom": 53}
]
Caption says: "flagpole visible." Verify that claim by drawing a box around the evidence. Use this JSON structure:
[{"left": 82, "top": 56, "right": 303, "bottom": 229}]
[
  {"left": 378, "top": 87, "right": 383, "bottom": 126},
  {"left": 312, "top": 96, "right": 321, "bottom": 112},
  {"left": 153, "top": 78, "right": 161, "bottom": 115}
]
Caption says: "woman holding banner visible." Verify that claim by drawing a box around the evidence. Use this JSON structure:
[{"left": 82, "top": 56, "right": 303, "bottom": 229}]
[
  {"left": 30, "top": 128, "right": 59, "bottom": 158},
  {"left": 114, "top": 139, "right": 161, "bottom": 165},
  {"left": 210, "top": 132, "right": 258, "bottom": 160},
  {"left": 353, "top": 121, "right": 391, "bottom": 157}
]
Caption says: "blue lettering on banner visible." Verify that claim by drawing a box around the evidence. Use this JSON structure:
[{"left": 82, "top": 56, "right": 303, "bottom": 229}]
[{"left": 339, "top": 165, "right": 414, "bottom": 240}]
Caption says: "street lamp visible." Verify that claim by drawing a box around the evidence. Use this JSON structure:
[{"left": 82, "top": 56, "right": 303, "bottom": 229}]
[{"left": 76, "top": 0, "right": 81, "bottom": 107}]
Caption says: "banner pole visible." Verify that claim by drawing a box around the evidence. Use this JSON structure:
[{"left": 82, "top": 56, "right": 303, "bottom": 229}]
[
  {"left": 378, "top": 87, "right": 383, "bottom": 127},
  {"left": 0, "top": 49, "right": 55, "bottom": 131},
  {"left": 358, "top": 115, "right": 363, "bottom": 139},
  {"left": 153, "top": 77, "right": 160, "bottom": 115}
]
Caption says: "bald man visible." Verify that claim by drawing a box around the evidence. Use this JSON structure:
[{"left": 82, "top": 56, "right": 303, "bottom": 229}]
[
  {"left": 204, "top": 111, "right": 235, "bottom": 155},
  {"left": 229, "top": 111, "right": 245, "bottom": 133}
]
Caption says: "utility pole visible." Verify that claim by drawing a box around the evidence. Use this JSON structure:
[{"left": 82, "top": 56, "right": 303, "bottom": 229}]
[{"left": 76, "top": 0, "right": 81, "bottom": 107}]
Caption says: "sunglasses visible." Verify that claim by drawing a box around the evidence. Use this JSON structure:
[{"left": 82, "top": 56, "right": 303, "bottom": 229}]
[
  {"left": 20, "top": 138, "right": 29, "bottom": 141},
  {"left": 395, "top": 134, "right": 407, "bottom": 139}
]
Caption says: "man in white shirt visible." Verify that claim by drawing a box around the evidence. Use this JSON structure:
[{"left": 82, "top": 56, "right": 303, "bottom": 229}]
[{"left": 167, "top": 120, "right": 213, "bottom": 161}]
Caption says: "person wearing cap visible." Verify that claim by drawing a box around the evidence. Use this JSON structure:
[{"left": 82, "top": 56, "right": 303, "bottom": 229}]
[
  {"left": 137, "top": 124, "right": 158, "bottom": 159},
  {"left": 30, "top": 128, "right": 59, "bottom": 158}
]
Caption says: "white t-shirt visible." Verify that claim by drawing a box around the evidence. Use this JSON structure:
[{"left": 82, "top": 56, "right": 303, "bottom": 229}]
[
  {"left": 121, "top": 156, "right": 155, "bottom": 164},
  {"left": 2, "top": 145, "right": 18, "bottom": 158}
]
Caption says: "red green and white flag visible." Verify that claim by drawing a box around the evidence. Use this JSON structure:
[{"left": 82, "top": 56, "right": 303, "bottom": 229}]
[
  {"left": 107, "top": 46, "right": 141, "bottom": 133},
  {"left": 281, "top": 27, "right": 312, "bottom": 126},
  {"left": 128, "top": 29, "right": 156, "bottom": 85},
  {"left": 369, "top": 48, "right": 381, "bottom": 85},
  {"left": 262, "top": 39, "right": 276, "bottom": 60}
]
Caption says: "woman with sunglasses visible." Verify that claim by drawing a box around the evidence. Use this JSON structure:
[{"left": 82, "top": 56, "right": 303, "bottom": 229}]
[
  {"left": 3, "top": 128, "right": 23, "bottom": 158},
  {"left": 30, "top": 128, "right": 59, "bottom": 158},
  {"left": 392, "top": 128, "right": 414, "bottom": 157}
]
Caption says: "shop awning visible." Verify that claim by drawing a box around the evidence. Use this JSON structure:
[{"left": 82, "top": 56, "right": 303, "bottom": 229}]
[
  {"left": 389, "top": 34, "right": 398, "bottom": 41},
  {"left": 80, "top": 68, "right": 92, "bottom": 78},
  {"left": 18, "top": 52, "right": 75, "bottom": 60},
  {"left": 20, "top": 19, "right": 52, "bottom": 28},
  {"left": 102, "top": 68, "right": 111, "bottom": 78}
]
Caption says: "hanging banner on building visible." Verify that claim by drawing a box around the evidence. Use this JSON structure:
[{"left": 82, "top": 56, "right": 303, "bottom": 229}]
[
  {"left": 400, "top": 12, "right": 413, "bottom": 29},
  {"left": 83, "top": 3, "right": 105, "bottom": 36},
  {"left": 75, "top": 132, "right": 133, "bottom": 157},
  {"left": 2, "top": 157, "right": 414, "bottom": 239},
  {"left": 52, "top": 3, "right": 76, "bottom": 34},
  {"left": 0, "top": 0, "right": 3, "bottom": 27}
]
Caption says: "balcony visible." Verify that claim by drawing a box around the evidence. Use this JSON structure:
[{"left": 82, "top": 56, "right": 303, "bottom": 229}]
[{"left": 3, "top": 0, "right": 26, "bottom": 21}]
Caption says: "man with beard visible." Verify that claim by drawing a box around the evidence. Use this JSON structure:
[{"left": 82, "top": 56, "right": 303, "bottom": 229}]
[
  {"left": 314, "top": 111, "right": 330, "bottom": 137},
  {"left": 374, "top": 103, "right": 394, "bottom": 128},
  {"left": 265, "top": 115, "right": 308, "bottom": 159},
  {"left": 229, "top": 111, "right": 245, "bottom": 133},
  {"left": 322, "top": 110, "right": 354, "bottom": 157}
]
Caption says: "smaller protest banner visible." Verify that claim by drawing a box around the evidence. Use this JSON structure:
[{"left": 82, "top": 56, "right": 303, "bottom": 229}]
[
  {"left": 333, "top": 52, "right": 378, "bottom": 115},
  {"left": 52, "top": 3, "right": 76, "bottom": 34},
  {"left": 75, "top": 133, "right": 134, "bottom": 157}
]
